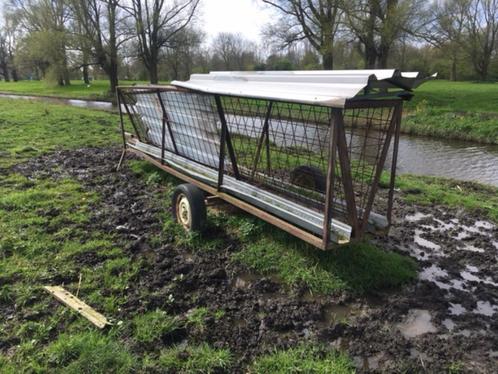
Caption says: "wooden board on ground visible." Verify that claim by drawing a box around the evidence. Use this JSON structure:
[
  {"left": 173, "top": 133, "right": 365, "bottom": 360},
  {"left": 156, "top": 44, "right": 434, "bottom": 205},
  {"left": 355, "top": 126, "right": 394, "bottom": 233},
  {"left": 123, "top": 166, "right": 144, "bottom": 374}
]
[{"left": 44, "top": 286, "right": 110, "bottom": 329}]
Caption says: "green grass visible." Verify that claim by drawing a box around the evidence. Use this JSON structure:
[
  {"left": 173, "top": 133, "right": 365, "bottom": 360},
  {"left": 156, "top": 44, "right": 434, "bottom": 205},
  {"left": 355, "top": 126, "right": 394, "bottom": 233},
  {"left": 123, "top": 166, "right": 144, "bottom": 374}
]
[
  {"left": 248, "top": 344, "right": 354, "bottom": 374},
  {"left": 405, "top": 80, "right": 498, "bottom": 144},
  {"left": 158, "top": 344, "right": 233, "bottom": 373},
  {"left": 133, "top": 310, "right": 182, "bottom": 344},
  {"left": 45, "top": 331, "right": 136, "bottom": 373},
  {"left": 230, "top": 219, "right": 417, "bottom": 294},
  {"left": 0, "top": 98, "right": 122, "bottom": 168},
  {"left": 0, "top": 79, "right": 165, "bottom": 101},
  {"left": 397, "top": 174, "right": 498, "bottom": 223}
]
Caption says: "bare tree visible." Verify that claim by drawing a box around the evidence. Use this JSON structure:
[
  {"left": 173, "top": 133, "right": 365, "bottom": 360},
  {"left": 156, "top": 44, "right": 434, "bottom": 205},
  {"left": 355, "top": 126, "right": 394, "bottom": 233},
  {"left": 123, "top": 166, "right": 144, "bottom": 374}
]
[
  {"left": 262, "top": 0, "right": 343, "bottom": 69},
  {"left": 345, "top": 0, "right": 430, "bottom": 68},
  {"left": 122, "top": 0, "right": 200, "bottom": 84},
  {"left": 210, "top": 32, "right": 257, "bottom": 70},
  {"left": 72, "top": 0, "right": 131, "bottom": 94},
  {"left": 426, "top": 0, "right": 470, "bottom": 81},
  {"left": 163, "top": 26, "right": 204, "bottom": 80},
  {"left": 466, "top": 0, "right": 498, "bottom": 80}
]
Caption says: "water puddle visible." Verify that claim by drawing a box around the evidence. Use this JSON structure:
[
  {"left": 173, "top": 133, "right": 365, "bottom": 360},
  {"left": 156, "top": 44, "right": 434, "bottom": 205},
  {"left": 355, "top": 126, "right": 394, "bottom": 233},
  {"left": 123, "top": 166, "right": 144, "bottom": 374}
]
[
  {"left": 474, "top": 220, "right": 494, "bottom": 230},
  {"left": 414, "top": 230, "right": 441, "bottom": 251},
  {"left": 473, "top": 301, "right": 498, "bottom": 317},
  {"left": 397, "top": 309, "right": 437, "bottom": 338},
  {"left": 449, "top": 303, "right": 466, "bottom": 316},
  {"left": 232, "top": 273, "right": 260, "bottom": 289},
  {"left": 460, "top": 271, "right": 498, "bottom": 287},
  {"left": 405, "top": 212, "right": 432, "bottom": 222},
  {"left": 322, "top": 304, "right": 353, "bottom": 325},
  {"left": 353, "top": 352, "right": 384, "bottom": 371},
  {"left": 442, "top": 318, "right": 455, "bottom": 331},
  {"left": 461, "top": 244, "right": 485, "bottom": 253}
]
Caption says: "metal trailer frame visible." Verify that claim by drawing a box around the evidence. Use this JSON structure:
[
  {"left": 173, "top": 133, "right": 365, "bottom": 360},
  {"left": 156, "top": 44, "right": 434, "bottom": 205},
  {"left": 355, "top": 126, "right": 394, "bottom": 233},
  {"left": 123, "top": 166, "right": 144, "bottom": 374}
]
[{"left": 116, "top": 84, "right": 404, "bottom": 250}]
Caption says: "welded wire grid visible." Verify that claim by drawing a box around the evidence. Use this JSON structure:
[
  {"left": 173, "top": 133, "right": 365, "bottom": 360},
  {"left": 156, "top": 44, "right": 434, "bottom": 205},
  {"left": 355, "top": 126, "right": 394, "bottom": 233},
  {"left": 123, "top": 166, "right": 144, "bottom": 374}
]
[
  {"left": 221, "top": 97, "right": 397, "bottom": 225},
  {"left": 221, "top": 96, "right": 335, "bottom": 213},
  {"left": 343, "top": 105, "right": 396, "bottom": 219},
  {"left": 121, "top": 88, "right": 222, "bottom": 169}
]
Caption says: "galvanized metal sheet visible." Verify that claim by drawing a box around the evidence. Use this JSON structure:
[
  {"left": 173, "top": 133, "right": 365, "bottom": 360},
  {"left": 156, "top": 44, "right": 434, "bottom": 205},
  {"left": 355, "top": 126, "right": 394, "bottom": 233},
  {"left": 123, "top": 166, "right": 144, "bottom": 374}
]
[{"left": 172, "top": 70, "right": 436, "bottom": 108}]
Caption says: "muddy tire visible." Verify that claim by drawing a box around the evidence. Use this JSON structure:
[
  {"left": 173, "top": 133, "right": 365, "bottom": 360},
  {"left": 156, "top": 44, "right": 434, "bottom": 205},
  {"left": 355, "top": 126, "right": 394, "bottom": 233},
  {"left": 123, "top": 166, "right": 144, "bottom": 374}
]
[
  {"left": 290, "top": 165, "right": 326, "bottom": 193},
  {"left": 172, "top": 184, "right": 206, "bottom": 232}
]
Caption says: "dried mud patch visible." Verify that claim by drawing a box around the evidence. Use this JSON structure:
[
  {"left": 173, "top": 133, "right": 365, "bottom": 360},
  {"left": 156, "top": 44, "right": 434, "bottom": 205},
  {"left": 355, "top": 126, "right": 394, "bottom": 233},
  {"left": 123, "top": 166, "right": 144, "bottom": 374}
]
[{"left": 7, "top": 147, "right": 498, "bottom": 373}]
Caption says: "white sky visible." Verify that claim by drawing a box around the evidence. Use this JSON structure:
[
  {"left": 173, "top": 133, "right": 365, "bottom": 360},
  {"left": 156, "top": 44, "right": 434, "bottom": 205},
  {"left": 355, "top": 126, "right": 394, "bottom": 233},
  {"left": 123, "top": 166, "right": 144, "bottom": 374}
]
[{"left": 200, "top": 0, "right": 271, "bottom": 43}]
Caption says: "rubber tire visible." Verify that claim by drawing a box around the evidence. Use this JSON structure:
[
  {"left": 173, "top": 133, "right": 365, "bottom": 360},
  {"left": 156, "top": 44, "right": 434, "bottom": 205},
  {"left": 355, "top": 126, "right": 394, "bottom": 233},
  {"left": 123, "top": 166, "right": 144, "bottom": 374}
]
[
  {"left": 171, "top": 184, "right": 207, "bottom": 232},
  {"left": 290, "top": 165, "right": 326, "bottom": 193}
]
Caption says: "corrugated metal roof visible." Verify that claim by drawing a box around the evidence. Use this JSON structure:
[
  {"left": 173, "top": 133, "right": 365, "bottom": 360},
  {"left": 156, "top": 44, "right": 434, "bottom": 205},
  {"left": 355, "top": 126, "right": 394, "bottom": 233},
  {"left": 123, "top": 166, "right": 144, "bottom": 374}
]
[{"left": 171, "top": 70, "right": 436, "bottom": 108}]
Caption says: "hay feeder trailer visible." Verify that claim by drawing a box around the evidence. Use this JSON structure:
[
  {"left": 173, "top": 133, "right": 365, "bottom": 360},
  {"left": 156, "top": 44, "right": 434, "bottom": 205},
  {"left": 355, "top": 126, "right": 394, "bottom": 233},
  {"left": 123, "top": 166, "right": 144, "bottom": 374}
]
[{"left": 117, "top": 70, "right": 431, "bottom": 250}]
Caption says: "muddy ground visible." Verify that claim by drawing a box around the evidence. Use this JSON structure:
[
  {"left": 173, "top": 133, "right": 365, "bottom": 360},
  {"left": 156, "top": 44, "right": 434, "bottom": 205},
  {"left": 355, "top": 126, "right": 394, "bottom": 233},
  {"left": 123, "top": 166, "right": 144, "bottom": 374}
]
[{"left": 9, "top": 147, "right": 498, "bottom": 373}]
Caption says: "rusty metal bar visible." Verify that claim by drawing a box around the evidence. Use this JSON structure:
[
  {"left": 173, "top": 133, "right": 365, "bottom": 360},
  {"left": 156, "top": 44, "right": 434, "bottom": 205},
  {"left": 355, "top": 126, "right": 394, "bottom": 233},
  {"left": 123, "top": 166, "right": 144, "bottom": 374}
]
[
  {"left": 359, "top": 105, "right": 398, "bottom": 233},
  {"left": 387, "top": 102, "right": 403, "bottom": 224},
  {"left": 335, "top": 110, "right": 360, "bottom": 237},
  {"left": 157, "top": 91, "right": 179, "bottom": 155},
  {"left": 215, "top": 95, "right": 240, "bottom": 179},
  {"left": 251, "top": 101, "right": 273, "bottom": 178},
  {"left": 120, "top": 91, "right": 142, "bottom": 142},
  {"left": 116, "top": 89, "right": 127, "bottom": 171},
  {"left": 215, "top": 95, "right": 227, "bottom": 190},
  {"left": 322, "top": 111, "right": 339, "bottom": 248}
]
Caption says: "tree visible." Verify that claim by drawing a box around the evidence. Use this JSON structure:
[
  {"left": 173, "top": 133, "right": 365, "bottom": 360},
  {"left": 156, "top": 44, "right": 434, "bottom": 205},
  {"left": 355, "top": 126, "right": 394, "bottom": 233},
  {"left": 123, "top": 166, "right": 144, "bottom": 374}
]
[
  {"left": 427, "top": 0, "right": 470, "bottom": 81},
  {"left": 210, "top": 32, "right": 257, "bottom": 70},
  {"left": 163, "top": 26, "right": 204, "bottom": 80},
  {"left": 344, "top": 0, "right": 430, "bottom": 68},
  {"left": 123, "top": 0, "right": 200, "bottom": 84},
  {"left": 262, "top": 0, "right": 343, "bottom": 69},
  {"left": 466, "top": 0, "right": 498, "bottom": 80},
  {"left": 0, "top": 34, "right": 10, "bottom": 81},
  {"left": 9, "top": 0, "right": 71, "bottom": 85},
  {"left": 72, "top": 0, "right": 131, "bottom": 94}
]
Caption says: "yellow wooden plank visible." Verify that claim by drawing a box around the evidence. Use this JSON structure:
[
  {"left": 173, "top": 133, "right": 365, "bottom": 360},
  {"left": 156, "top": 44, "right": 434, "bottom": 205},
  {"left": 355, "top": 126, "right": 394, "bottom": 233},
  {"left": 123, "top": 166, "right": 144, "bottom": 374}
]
[{"left": 44, "top": 286, "right": 110, "bottom": 329}]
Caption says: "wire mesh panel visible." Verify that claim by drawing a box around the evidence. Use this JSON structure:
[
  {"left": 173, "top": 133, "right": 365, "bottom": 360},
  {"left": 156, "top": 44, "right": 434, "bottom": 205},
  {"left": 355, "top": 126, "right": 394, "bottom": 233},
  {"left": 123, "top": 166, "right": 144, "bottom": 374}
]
[
  {"left": 120, "top": 87, "right": 222, "bottom": 169},
  {"left": 118, "top": 86, "right": 402, "bottom": 247},
  {"left": 220, "top": 96, "right": 400, "bottom": 236}
]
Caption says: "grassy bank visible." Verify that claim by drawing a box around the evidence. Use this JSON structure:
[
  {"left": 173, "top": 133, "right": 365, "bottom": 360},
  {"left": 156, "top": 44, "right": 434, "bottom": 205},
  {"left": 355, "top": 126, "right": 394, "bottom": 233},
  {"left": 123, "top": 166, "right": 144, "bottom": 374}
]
[
  {"left": 403, "top": 80, "right": 498, "bottom": 144},
  {"left": 0, "top": 79, "right": 165, "bottom": 102},
  {"left": 0, "top": 98, "right": 496, "bottom": 371}
]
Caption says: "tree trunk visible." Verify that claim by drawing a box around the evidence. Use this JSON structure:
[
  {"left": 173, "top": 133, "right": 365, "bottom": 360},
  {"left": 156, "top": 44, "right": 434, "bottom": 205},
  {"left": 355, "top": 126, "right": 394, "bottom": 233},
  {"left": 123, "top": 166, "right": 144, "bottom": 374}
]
[
  {"left": 11, "top": 67, "right": 17, "bottom": 82},
  {"left": 450, "top": 58, "right": 457, "bottom": 81},
  {"left": 83, "top": 65, "right": 90, "bottom": 84},
  {"left": 364, "top": 45, "right": 376, "bottom": 68},
  {"left": 149, "top": 61, "right": 159, "bottom": 84},
  {"left": 322, "top": 49, "right": 334, "bottom": 70},
  {"left": 82, "top": 49, "right": 90, "bottom": 84}
]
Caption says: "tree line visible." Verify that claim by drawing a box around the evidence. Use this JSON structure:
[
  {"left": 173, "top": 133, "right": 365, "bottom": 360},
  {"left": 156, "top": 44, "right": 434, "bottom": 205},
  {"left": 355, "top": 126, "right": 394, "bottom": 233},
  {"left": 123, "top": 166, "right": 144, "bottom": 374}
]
[{"left": 0, "top": 0, "right": 498, "bottom": 96}]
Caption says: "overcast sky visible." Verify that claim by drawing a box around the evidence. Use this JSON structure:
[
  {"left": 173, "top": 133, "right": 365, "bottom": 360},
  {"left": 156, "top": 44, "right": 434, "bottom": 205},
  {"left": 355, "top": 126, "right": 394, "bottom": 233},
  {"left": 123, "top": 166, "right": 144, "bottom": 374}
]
[{"left": 201, "top": 0, "right": 271, "bottom": 43}]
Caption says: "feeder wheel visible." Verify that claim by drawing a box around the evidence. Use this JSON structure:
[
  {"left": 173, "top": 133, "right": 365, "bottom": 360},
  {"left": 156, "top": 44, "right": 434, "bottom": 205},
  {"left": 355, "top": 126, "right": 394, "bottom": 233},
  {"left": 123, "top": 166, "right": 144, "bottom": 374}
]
[{"left": 172, "top": 184, "right": 206, "bottom": 232}]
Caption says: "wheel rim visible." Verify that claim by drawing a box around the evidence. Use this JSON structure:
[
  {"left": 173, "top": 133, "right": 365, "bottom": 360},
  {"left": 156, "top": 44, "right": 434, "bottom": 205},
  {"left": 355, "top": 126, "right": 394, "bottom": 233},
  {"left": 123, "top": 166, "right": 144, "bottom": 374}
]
[{"left": 176, "top": 194, "right": 191, "bottom": 229}]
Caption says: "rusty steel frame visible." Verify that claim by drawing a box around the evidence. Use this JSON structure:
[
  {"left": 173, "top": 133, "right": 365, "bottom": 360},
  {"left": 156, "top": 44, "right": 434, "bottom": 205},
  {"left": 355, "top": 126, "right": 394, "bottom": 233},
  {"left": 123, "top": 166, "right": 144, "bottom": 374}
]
[{"left": 116, "top": 86, "right": 404, "bottom": 250}]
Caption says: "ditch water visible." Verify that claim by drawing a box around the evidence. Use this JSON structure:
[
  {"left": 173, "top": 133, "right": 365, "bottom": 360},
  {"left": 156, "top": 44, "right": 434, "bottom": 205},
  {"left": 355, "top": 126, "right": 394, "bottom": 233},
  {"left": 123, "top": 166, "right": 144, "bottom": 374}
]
[{"left": 1, "top": 93, "right": 497, "bottom": 186}]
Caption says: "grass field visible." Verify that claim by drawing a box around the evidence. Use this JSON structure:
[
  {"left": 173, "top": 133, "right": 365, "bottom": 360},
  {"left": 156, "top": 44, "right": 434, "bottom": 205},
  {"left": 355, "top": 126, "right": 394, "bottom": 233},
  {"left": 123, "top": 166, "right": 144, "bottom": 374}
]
[
  {"left": 1, "top": 78, "right": 497, "bottom": 144},
  {"left": 0, "top": 79, "right": 167, "bottom": 102},
  {"left": 404, "top": 80, "right": 498, "bottom": 144},
  {"left": 0, "top": 97, "right": 497, "bottom": 371}
]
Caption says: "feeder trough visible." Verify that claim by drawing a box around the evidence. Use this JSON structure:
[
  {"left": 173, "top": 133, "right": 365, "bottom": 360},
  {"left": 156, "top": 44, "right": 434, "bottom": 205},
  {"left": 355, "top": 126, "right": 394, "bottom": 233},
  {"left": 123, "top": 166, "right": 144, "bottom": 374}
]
[{"left": 117, "top": 70, "right": 434, "bottom": 250}]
